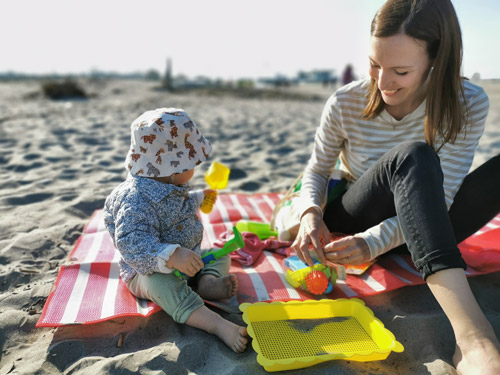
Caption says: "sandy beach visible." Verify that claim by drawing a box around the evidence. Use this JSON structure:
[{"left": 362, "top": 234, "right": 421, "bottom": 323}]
[{"left": 0, "top": 78, "right": 499, "bottom": 375}]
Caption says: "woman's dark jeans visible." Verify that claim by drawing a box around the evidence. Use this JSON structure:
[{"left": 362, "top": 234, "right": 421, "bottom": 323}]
[{"left": 323, "top": 141, "right": 500, "bottom": 280}]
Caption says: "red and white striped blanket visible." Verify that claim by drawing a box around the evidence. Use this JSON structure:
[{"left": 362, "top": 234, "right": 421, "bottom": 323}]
[{"left": 37, "top": 193, "right": 500, "bottom": 327}]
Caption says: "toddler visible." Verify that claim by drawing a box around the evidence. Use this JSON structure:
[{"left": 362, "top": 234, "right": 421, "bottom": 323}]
[{"left": 104, "top": 108, "right": 247, "bottom": 353}]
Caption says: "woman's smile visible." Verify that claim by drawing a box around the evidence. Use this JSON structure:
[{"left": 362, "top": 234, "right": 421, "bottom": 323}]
[{"left": 381, "top": 88, "right": 401, "bottom": 97}]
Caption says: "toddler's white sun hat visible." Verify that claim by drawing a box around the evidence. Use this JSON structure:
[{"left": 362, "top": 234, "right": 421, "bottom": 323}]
[{"left": 125, "top": 108, "right": 212, "bottom": 177}]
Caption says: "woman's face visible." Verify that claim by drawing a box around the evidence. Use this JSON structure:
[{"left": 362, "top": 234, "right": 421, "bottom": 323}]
[{"left": 369, "top": 33, "right": 432, "bottom": 117}]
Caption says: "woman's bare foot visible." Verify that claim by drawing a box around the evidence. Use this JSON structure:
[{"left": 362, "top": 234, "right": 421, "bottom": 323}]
[
  {"left": 426, "top": 269, "right": 500, "bottom": 375},
  {"left": 453, "top": 333, "right": 500, "bottom": 374},
  {"left": 196, "top": 274, "right": 238, "bottom": 300}
]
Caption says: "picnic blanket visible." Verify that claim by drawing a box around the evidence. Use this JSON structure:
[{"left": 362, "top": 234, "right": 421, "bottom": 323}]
[{"left": 37, "top": 193, "right": 500, "bottom": 327}]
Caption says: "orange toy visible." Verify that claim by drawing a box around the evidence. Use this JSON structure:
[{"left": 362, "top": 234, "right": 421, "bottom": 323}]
[
  {"left": 284, "top": 256, "right": 336, "bottom": 295},
  {"left": 304, "top": 270, "right": 329, "bottom": 295}
]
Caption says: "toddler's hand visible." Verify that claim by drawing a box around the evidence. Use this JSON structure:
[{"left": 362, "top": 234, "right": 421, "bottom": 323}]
[{"left": 166, "top": 247, "right": 204, "bottom": 277}]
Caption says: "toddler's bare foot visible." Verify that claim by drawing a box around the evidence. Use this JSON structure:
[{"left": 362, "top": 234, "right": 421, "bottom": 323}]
[
  {"left": 197, "top": 274, "right": 238, "bottom": 300},
  {"left": 215, "top": 320, "right": 248, "bottom": 354},
  {"left": 186, "top": 306, "right": 248, "bottom": 354}
]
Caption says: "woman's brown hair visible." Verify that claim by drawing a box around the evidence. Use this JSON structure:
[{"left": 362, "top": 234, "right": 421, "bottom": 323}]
[{"left": 362, "top": 0, "right": 467, "bottom": 149}]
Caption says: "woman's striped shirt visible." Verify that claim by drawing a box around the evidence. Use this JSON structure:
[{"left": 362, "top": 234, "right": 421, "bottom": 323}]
[{"left": 298, "top": 79, "right": 489, "bottom": 259}]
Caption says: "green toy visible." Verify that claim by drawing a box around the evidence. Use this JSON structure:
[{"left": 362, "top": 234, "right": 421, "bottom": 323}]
[
  {"left": 175, "top": 226, "right": 245, "bottom": 277},
  {"left": 235, "top": 220, "right": 278, "bottom": 240}
]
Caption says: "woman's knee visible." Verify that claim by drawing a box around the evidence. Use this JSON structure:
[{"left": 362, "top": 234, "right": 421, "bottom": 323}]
[
  {"left": 389, "top": 141, "right": 442, "bottom": 179},
  {"left": 392, "top": 141, "right": 437, "bottom": 164}
]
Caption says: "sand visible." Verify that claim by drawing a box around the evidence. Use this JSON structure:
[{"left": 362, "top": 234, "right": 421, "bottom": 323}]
[{"left": 0, "top": 78, "right": 498, "bottom": 375}]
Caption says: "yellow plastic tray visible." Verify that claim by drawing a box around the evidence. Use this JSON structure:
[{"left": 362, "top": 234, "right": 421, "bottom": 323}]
[{"left": 240, "top": 299, "right": 404, "bottom": 372}]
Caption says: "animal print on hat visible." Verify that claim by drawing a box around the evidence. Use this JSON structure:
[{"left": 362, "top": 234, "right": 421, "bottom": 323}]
[{"left": 124, "top": 108, "right": 212, "bottom": 177}]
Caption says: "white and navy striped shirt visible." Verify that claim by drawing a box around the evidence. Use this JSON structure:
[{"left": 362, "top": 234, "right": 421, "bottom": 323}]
[{"left": 299, "top": 79, "right": 489, "bottom": 259}]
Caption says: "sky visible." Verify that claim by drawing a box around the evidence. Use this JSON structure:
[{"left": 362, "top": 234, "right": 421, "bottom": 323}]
[{"left": 2, "top": 0, "right": 500, "bottom": 80}]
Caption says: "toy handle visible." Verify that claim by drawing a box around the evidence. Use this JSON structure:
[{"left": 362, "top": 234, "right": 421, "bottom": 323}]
[
  {"left": 201, "top": 253, "right": 216, "bottom": 264},
  {"left": 174, "top": 269, "right": 183, "bottom": 277},
  {"left": 200, "top": 190, "right": 218, "bottom": 214}
]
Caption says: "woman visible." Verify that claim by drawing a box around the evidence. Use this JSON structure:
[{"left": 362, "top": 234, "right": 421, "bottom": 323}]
[{"left": 291, "top": 0, "right": 500, "bottom": 373}]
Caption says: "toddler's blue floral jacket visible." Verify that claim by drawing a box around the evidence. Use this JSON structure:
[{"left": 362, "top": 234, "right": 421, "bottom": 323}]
[{"left": 104, "top": 175, "right": 204, "bottom": 282}]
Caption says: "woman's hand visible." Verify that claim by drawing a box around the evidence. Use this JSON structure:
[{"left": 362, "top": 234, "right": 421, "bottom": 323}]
[
  {"left": 291, "top": 207, "right": 331, "bottom": 266},
  {"left": 166, "top": 247, "right": 204, "bottom": 277},
  {"left": 323, "top": 235, "right": 371, "bottom": 265}
]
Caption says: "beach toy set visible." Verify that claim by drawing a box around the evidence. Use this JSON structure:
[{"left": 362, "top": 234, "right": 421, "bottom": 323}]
[
  {"left": 234, "top": 223, "right": 351, "bottom": 296},
  {"left": 230, "top": 194, "right": 404, "bottom": 371},
  {"left": 196, "top": 163, "right": 403, "bottom": 371},
  {"left": 241, "top": 299, "right": 404, "bottom": 372},
  {"left": 283, "top": 255, "right": 337, "bottom": 295}
]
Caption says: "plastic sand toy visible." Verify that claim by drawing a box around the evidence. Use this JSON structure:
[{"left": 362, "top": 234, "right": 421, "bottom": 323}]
[
  {"left": 283, "top": 255, "right": 336, "bottom": 295},
  {"left": 200, "top": 162, "right": 230, "bottom": 214},
  {"left": 235, "top": 220, "right": 278, "bottom": 240},
  {"left": 240, "top": 299, "right": 404, "bottom": 372}
]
